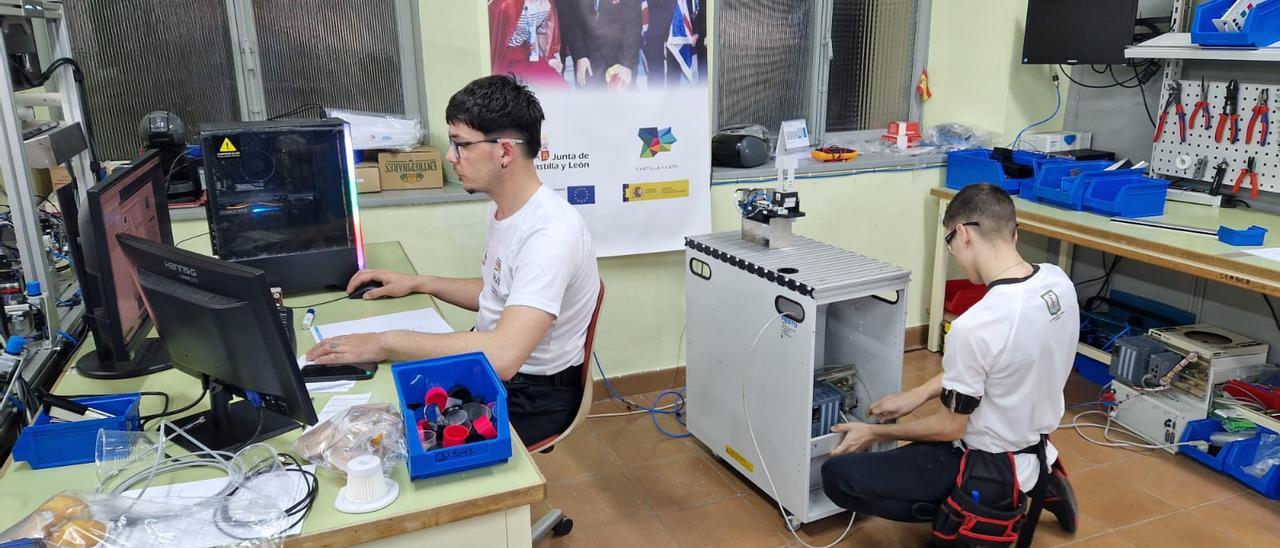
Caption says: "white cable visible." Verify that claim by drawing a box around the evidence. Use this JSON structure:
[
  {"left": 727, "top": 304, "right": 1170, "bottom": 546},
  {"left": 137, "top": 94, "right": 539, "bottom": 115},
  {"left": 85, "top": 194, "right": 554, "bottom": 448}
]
[
  {"left": 1058, "top": 410, "right": 1199, "bottom": 451},
  {"left": 742, "top": 314, "right": 856, "bottom": 548},
  {"left": 587, "top": 401, "right": 681, "bottom": 418}
]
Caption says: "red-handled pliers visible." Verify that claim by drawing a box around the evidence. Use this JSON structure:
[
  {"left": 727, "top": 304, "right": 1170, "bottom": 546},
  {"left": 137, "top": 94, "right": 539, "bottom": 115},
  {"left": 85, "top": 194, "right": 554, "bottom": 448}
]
[
  {"left": 1189, "top": 76, "right": 1212, "bottom": 131},
  {"left": 1216, "top": 79, "right": 1240, "bottom": 144},
  {"left": 1233, "top": 156, "right": 1260, "bottom": 201},
  {"left": 1154, "top": 81, "right": 1186, "bottom": 143},
  {"left": 1247, "top": 88, "right": 1270, "bottom": 146}
]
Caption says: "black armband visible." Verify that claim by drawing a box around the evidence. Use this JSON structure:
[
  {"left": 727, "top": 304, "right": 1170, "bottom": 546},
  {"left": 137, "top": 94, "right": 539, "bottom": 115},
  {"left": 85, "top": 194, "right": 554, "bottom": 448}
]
[{"left": 940, "top": 389, "right": 981, "bottom": 415}]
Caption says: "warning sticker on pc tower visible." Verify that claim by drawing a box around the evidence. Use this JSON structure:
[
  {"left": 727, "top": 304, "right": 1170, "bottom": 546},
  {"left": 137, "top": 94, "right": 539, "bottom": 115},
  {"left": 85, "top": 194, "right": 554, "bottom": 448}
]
[{"left": 217, "top": 137, "right": 240, "bottom": 158}]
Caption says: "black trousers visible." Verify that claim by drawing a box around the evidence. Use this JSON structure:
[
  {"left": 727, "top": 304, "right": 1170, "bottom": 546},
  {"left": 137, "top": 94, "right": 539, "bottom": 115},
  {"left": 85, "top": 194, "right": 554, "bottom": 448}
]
[
  {"left": 821, "top": 442, "right": 963, "bottom": 523},
  {"left": 503, "top": 365, "right": 583, "bottom": 445}
]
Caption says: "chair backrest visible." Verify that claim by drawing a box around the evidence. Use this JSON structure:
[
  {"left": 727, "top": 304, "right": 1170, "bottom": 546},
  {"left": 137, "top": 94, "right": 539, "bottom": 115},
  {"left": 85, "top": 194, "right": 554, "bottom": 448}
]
[{"left": 526, "top": 281, "right": 604, "bottom": 453}]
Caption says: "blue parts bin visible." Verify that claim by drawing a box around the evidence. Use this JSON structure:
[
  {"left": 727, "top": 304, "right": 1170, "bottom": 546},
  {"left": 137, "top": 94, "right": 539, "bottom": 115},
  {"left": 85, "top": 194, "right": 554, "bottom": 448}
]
[
  {"left": 392, "top": 352, "right": 512, "bottom": 480},
  {"left": 1180, "top": 418, "right": 1238, "bottom": 471},
  {"left": 1218, "top": 225, "right": 1268, "bottom": 246},
  {"left": 1027, "top": 160, "right": 1114, "bottom": 210},
  {"left": 1080, "top": 172, "right": 1170, "bottom": 218},
  {"left": 1191, "top": 0, "right": 1280, "bottom": 49},
  {"left": 1180, "top": 419, "right": 1280, "bottom": 499},
  {"left": 945, "top": 148, "right": 1048, "bottom": 194},
  {"left": 12, "top": 393, "right": 142, "bottom": 469}
]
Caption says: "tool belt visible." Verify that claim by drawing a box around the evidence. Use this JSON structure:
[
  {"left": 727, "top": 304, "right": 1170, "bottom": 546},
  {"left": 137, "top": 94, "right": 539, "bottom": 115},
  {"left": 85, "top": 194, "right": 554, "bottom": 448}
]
[{"left": 931, "top": 436, "right": 1049, "bottom": 548}]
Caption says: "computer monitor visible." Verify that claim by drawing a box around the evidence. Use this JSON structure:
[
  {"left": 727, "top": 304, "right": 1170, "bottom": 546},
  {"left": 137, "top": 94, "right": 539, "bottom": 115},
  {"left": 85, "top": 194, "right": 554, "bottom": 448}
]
[
  {"left": 1021, "top": 0, "right": 1140, "bottom": 65},
  {"left": 65, "top": 149, "right": 174, "bottom": 379},
  {"left": 117, "top": 233, "right": 317, "bottom": 452}
]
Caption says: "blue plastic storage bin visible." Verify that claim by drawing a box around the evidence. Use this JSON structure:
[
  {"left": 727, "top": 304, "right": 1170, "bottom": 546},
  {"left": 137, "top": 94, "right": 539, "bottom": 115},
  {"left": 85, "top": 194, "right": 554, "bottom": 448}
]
[
  {"left": 1027, "top": 161, "right": 1110, "bottom": 210},
  {"left": 1223, "top": 432, "right": 1280, "bottom": 499},
  {"left": 1192, "top": 0, "right": 1280, "bottom": 49},
  {"left": 1073, "top": 353, "right": 1112, "bottom": 387},
  {"left": 1178, "top": 419, "right": 1239, "bottom": 471},
  {"left": 1218, "top": 225, "right": 1268, "bottom": 246},
  {"left": 945, "top": 149, "right": 1047, "bottom": 194},
  {"left": 1081, "top": 173, "right": 1169, "bottom": 218},
  {"left": 392, "top": 352, "right": 512, "bottom": 480},
  {"left": 12, "top": 393, "right": 141, "bottom": 470}
]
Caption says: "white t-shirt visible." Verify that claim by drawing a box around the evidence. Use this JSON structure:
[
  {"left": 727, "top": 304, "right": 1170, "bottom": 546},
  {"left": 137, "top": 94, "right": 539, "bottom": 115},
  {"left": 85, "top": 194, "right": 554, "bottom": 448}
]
[
  {"left": 477, "top": 185, "right": 600, "bottom": 376},
  {"left": 942, "top": 264, "right": 1080, "bottom": 490}
]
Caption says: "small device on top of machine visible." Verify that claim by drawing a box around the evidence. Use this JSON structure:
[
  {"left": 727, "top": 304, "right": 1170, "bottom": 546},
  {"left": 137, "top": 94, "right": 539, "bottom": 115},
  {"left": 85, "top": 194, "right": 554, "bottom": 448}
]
[
  {"left": 736, "top": 121, "right": 808, "bottom": 250},
  {"left": 199, "top": 119, "right": 364, "bottom": 292},
  {"left": 139, "top": 111, "right": 201, "bottom": 203}
]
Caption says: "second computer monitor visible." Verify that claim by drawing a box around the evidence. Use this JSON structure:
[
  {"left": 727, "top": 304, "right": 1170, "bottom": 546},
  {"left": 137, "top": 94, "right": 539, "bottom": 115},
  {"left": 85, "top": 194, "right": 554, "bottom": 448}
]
[{"left": 117, "top": 233, "right": 317, "bottom": 452}]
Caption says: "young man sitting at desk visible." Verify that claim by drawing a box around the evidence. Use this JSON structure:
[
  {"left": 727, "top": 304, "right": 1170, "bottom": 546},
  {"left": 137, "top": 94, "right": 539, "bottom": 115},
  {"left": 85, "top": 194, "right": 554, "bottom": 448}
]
[
  {"left": 820, "top": 184, "right": 1080, "bottom": 543},
  {"left": 304, "top": 75, "right": 601, "bottom": 445}
]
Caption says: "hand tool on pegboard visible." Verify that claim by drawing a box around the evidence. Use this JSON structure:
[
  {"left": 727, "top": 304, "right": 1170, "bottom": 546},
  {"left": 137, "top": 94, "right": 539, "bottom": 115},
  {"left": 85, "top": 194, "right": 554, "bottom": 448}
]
[
  {"left": 1216, "top": 79, "right": 1240, "bottom": 144},
  {"left": 1189, "top": 76, "right": 1212, "bottom": 132},
  {"left": 1247, "top": 88, "right": 1270, "bottom": 146},
  {"left": 1232, "top": 156, "right": 1260, "bottom": 200},
  {"left": 1155, "top": 81, "right": 1187, "bottom": 143}
]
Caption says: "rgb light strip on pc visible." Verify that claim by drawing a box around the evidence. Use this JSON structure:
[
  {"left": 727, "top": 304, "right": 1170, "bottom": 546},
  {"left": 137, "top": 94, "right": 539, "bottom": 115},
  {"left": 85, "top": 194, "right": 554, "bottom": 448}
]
[{"left": 342, "top": 125, "right": 367, "bottom": 270}]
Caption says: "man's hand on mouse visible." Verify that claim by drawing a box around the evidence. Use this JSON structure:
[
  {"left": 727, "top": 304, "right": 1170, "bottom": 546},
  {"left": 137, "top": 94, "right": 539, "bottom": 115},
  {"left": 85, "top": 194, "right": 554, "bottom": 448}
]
[
  {"left": 305, "top": 333, "right": 390, "bottom": 364},
  {"left": 348, "top": 269, "right": 421, "bottom": 300}
]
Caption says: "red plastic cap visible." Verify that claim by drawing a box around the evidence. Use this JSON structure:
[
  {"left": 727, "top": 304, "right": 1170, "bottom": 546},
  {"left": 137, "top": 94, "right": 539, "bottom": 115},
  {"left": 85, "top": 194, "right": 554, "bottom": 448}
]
[
  {"left": 442, "top": 424, "right": 470, "bottom": 447},
  {"left": 425, "top": 387, "right": 448, "bottom": 410},
  {"left": 473, "top": 416, "right": 498, "bottom": 440}
]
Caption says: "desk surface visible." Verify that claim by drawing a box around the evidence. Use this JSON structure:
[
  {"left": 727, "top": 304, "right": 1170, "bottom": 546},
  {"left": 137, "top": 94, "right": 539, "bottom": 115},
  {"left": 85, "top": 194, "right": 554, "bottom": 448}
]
[
  {"left": 931, "top": 187, "right": 1280, "bottom": 296},
  {"left": 0, "top": 241, "right": 545, "bottom": 547}
]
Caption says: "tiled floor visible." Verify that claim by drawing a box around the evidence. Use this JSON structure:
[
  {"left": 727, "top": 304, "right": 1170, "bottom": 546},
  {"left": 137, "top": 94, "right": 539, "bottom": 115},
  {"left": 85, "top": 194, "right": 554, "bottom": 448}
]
[{"left": 532, "top": 350, "right": 1280, "bottom": 547}]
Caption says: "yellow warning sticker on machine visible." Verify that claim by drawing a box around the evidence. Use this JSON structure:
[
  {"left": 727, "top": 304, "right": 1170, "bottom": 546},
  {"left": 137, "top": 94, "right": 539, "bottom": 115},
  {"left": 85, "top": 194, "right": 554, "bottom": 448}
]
[
  {"left": 622, "top": 179, "right": 689, "bottom": 202},
  {"left": 216, "top": 137, "right": 240, "bottom": 158},
  {"left": 725, "top": 444, "right": 754, "bottom": 473}
]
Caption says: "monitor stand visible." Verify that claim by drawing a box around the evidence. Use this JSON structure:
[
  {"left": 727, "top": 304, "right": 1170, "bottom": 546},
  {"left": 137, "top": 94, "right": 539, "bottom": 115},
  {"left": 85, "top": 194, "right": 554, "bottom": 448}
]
[
  {"left": 75, "top": 337, "right": 172, "bottom": 379},
  {"left": 171, "top": 380, "right": 300, "bottom": 453}
]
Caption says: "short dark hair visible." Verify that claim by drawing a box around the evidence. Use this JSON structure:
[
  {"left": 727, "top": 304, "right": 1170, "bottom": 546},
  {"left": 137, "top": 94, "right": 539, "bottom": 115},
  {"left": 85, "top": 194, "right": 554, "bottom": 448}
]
[
  {"left": 943, "top": 184, "right": 1017, "bottom": 242},
  {"left": 445, "top": 75, "right": 544, "bottom": 158}
]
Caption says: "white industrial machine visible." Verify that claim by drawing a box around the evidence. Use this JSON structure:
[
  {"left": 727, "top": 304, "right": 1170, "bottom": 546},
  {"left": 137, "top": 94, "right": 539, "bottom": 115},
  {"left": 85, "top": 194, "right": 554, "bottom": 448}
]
[
  {"left": 1111, "top": 324, "right": 1270, "bottom": 453},
  {"left": 685, "top": 232, "right": 910, "bottom": 529}
]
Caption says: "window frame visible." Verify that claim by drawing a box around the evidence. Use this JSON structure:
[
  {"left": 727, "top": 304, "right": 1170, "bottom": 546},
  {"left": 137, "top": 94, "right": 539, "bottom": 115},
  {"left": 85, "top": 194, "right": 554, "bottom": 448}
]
[
  {"left": 223, "top": 0, "right": 426, "bottom": 123},
  {"left": 712, "top": 0, "right": 932, "bottom": 148}
]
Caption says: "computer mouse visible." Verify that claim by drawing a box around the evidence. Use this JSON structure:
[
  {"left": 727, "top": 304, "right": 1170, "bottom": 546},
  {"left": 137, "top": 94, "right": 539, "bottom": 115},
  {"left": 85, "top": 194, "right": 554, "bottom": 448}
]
[{"left": 348, "top": 281, "right": 384, "bottom": 299}]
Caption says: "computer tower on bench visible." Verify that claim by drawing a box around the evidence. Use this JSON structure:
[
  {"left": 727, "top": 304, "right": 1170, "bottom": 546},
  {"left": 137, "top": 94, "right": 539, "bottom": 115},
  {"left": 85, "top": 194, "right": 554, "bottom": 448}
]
[{"left": 200, "top": 119, "right": 364, "bottom": 292}]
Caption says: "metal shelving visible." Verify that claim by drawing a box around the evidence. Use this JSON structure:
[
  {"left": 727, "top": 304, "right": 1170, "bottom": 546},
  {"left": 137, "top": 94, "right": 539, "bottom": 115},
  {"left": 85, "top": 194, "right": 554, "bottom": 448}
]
[{"left": 1126, "top": 32, "right": 1280, "bottom": 62}]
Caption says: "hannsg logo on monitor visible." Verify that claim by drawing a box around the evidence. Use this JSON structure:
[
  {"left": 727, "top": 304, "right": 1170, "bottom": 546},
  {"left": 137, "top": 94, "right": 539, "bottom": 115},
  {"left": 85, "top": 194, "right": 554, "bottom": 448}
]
[{"left": 164, "top": 261, "right": 198, "bottom": 281}]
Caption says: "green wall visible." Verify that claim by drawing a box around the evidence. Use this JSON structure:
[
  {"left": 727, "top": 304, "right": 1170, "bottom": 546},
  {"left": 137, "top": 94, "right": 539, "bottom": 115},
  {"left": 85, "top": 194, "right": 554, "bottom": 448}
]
[{"left": 177, "top": 0, "right": 1057, "bottom": 379}]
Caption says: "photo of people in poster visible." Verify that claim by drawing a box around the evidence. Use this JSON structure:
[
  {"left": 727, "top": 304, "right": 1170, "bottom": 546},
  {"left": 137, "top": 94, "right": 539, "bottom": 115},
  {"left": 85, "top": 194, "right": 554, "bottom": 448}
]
[{"left": 488, "top": 0, "right": 707, "bottom": 92}]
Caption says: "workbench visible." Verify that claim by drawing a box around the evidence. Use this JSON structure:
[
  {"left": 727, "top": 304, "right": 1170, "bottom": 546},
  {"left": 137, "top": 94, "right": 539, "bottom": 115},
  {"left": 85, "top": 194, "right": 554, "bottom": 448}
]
[
  {"left": 0, "top": 241, "right": 544, "bottom": 547},
  {"left": 927, "top": 187, "right": 1280, "bottom": 359}
]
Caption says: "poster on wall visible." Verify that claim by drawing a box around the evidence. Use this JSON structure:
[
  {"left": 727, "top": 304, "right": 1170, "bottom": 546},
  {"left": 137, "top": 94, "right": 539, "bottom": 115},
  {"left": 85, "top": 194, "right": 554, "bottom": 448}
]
[{"left": 488, "top": 0, "right": 711, "bottom": 257}]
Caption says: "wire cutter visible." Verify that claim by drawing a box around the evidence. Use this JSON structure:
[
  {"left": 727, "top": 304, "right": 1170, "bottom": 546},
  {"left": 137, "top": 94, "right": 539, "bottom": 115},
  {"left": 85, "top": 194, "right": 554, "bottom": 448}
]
[
  {"left": 1189, "top": 77, "right": 1213, "bottom": 131},
  {"left": 1154, "top": 82, "right": 1187, "bottom": 143},
  {"left": 1232, "top": 156, "right": 1260, "bottom": 200},
  {"left": 1216, "top": 79, "right": 1240, "bottom": 144},
  {"left": 1247, "top": 88, "right": 1270, "bottom": 146}
]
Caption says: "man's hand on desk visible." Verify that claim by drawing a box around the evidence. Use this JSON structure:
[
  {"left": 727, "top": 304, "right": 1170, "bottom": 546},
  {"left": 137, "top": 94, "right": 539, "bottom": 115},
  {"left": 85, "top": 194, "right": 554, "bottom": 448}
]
[
  {"left": 348, "top": 269, "right": 425, "bottom": 300},
  {"left": 306, "top": 332, "right": 391, "bottom": 364}
]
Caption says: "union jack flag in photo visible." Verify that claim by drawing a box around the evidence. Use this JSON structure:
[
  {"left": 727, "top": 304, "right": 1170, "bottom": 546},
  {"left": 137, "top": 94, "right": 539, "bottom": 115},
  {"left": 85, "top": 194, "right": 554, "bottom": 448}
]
[{"left": 665, "top": 0, "right": 699, "bottom": 83}]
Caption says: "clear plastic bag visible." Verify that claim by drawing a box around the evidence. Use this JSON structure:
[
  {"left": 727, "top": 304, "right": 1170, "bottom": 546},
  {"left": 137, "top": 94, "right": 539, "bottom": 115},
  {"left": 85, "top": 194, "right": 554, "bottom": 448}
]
[
  {"left": 325, "top": 108, "right": 424, "bottom": 151},
  {"left": 1245, "top": 432, "right": 1280, "bottom": 479},
  {"left": 0, "top": 489, "right": 288, "bottom": 547},
  {"left": 295, "top": 403, "right": 406, "bottom": 477},
  {"left": 922, "top": 123, "right": 993, "bottom": 152}
]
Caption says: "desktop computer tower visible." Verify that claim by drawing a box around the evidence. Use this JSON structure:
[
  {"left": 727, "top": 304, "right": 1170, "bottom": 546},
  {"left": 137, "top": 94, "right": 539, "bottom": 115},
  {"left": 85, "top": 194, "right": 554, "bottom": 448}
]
[{"left": 200, "top": 119, "right": 364, "bottom": 292}]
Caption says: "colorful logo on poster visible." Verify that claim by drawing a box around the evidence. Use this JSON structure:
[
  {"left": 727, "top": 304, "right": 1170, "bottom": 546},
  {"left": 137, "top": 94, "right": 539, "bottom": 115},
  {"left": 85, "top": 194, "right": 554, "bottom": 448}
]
[
  {"left": 539, "top": 137, "right": 551, "bottom": 162},
  {"left": 623, "top": 180, "right": 689, "bottom": 202},
  {"left": 638, "top": 127, "right": 677, "bottom": 158}
]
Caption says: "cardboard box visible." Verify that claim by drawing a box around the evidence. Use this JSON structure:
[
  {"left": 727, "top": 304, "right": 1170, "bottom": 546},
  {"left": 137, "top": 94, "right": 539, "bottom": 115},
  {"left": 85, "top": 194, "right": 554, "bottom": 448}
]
[
  {"left": 29, "top": 165, "right": 73, "bottom": 198},
  {"left": 377, "top": 145, "right": 443, "bottom": 190},
  {"left": 355, "top": 162, "right": 381, "bottom": 193}
]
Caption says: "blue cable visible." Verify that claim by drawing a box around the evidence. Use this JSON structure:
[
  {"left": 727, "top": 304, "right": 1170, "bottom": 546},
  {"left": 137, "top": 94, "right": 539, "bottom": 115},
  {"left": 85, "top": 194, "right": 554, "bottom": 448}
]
[
  {"left": 55, "top": 330, "right": 78, "bottom": 347},
  {"left": 1010, "top": 78, "right": 1063, "bottom": 150},
  {"left": 593, "top": 352, "right": 690, "bottom": 438}
]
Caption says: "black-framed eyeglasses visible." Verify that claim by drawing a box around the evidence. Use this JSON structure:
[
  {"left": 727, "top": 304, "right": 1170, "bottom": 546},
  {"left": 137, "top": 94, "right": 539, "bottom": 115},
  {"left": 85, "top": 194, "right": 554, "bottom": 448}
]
[
  {"left": 449, "top": 137, "right": 526, "bottom": 157},
  {"left": 944, "top": 221, "right": 980, "bottom": 252}
]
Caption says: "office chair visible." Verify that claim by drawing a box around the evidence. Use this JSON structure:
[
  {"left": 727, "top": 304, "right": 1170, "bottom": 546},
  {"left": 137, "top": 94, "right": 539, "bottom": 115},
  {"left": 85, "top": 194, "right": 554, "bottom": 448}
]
[{"left": 530, "top": 282, "right": 605, "bottom": 541}]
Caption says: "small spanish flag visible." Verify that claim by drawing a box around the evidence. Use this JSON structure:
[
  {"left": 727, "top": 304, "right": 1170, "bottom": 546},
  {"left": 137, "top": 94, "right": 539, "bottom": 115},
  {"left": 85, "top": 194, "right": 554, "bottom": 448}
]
[{"left": 917, "top": 68, "right": 933, "bottom": 102}]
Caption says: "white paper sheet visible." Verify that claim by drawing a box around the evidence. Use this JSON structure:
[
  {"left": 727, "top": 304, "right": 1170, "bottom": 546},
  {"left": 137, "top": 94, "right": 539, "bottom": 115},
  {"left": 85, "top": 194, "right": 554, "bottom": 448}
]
[
  {"left": 1244, "top": 247, "right": 1280, "bottom": 262},
  {"left": 306, "top": 393, "right": 373, "bottom": 432},
  {"left": 309, "top": 308, "right": 453, "bottom": 343},
  {"left": 116, "top": 465, "right": 315, "bottom": 546}
]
